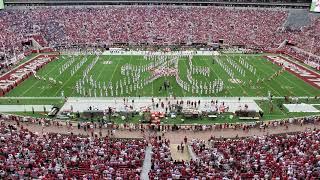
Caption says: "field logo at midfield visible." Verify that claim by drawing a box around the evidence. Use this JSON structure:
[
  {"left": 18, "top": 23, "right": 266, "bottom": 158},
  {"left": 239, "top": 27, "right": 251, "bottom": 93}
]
[
  {"left": 266, "top": 56, "right": 320, "bottom": 89},
  {"left": 229, "top": 78, "right": 242, "bottom": 84}
]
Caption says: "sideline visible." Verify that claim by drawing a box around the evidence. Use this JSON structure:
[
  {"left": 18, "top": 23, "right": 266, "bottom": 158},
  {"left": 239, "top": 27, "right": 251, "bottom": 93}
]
[{"left": 2, "top": 115, "right": 319, "bottom": 144}]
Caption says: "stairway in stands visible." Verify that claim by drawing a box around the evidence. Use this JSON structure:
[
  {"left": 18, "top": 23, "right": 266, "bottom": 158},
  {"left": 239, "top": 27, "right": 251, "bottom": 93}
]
[{"left": 141, "top": 145, "right": 152, "bottom": 180}]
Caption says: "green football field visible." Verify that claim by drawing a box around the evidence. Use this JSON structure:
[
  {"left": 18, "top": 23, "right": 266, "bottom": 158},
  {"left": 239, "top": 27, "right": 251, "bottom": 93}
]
[{"left": 5, "top": 54, "right": 320, "bottom": 97}]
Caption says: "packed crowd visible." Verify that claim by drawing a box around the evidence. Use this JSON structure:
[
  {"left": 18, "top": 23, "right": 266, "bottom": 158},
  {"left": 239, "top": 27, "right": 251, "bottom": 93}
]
[
  {"left": 1, "top": 114, "right": 320, "bottom": 179},
  {"left": 1, "top": 6, "right": 320, "bottom": 63},
  {"left": 149, "top": 125, "right": 320, "bottom": 179},
  {"left": 0, "top": 122, "right": 147, "bottom": 179},
  {"left": 149, "top": 116, "right": 320, "bottom": 179},
  {"left": 191, "top": 130, "right": 320, "bottom": 179},
  {"left": 0, "top": 6, "right": 287, "bottom": 55},
  {"left": 1, "top": 6, "right": 319, "bottom": 59}
]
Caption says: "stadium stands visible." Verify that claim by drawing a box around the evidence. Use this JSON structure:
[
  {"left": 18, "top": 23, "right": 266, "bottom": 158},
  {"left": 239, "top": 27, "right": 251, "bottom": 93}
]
[
  {"left": 190, "top": 129, "right": 320, "bottom": 179},
  {"left": 0, "top": 8, "right": 287, "bottom": 51},
  {"left": 0, "top": 122, "right": 147, "bottom": 179},
  {"left": 2, "top": 115, "right": 320, "bottom": 179},
  {"left": 148, "top": 122, "right": 320, "bottom": 179},
  {"left": 1, "top": 6, "right": 319, "bottom": 61}
]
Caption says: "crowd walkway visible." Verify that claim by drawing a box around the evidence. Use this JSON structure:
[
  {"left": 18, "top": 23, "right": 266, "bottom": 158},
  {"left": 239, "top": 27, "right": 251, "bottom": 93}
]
[
  {"left": 3, "top": 120, "right": 320, "bottom": 144},
  {"left": 140, "top": 145, "right": 152, "bottom": 180}
]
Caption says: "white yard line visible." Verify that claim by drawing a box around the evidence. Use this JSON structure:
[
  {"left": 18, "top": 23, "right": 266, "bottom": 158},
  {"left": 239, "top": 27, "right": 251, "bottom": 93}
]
[
  {"left": 109, "top": 56, "right": 122, "bottom": 82},
  {"left": 54, "top": 56, "right": 95, "bottom": 97},
  {"left": 192, "top": 56, "right": 213, "bottom": 96},
  {"left": 208, "top": 56, "right": 244, "bottom": 97},
  {"left": 37, "top": 57, "right": 77, "bottom": 95},
  {"left": 21, "top": 58, "right": 64, "bottom": 96},
  {"left": 135, "top": 56, "right": 142, "bottom": 97},
  {"left": 95, "top": 56, "right": 111, "bottom": 81},
  {"left": 36, "top": 55, "right": 86, "bottom": 96},
  {"left": 177, "top": 57, "right": 187, "bottom": 97},
  {"left": 91, "top": 56, "right": 112, "bottom": 97},
  {"left": 246, "top": 56, "right": 283, "bottom": 97},
  {"left": 69, "top": 56, "right": 106, "bottom": 96},
  {"left": 261, "top": 56, "right": 314, "bottom": 96},
  {"left": 59, "top": 55, "right": 80, "bottom": 72},
  {"left": 109, "top": 55, "right": 124, "bottom": 97},
  {"left": 203, "top": 56, "right": 226, "bottom": 95},
  {"left": 278, "top": 72, "right": 314, "bottom": 97}
]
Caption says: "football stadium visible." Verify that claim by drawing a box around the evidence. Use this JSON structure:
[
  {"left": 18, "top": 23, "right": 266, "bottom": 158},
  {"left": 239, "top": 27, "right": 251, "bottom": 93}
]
[{"left": 0, "top": 0, "right": 320, "bottom": 179}]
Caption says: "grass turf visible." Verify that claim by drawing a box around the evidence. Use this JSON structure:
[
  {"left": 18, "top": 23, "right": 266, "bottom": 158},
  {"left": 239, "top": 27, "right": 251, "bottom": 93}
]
[
  {"left": 4, "top": 54, "right": 319, "bottom": 97},
  {"left": 3, "top": 53, "right": 319, "bottom": 124}
]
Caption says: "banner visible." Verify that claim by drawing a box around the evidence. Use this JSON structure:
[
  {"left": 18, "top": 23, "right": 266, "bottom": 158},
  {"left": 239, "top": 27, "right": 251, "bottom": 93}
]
[
  {"left": 0, "top": 0, "right": 3, "bottom": 10},
  {"left": 310, "top": 0, "right": 320, "bottom": 12}
]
